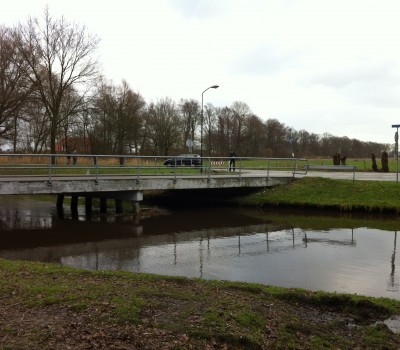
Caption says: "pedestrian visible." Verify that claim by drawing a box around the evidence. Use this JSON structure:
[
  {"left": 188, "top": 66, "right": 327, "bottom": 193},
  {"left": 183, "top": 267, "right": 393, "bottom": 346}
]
[
  {"left": 229, "top": 150, "right": 236, "bottom": 172},
  {"left": 66, "top": 149, "right": 71, "bottom": 165},
  {"left": 72, "top": 149, "right": 78, "bottom": 165}
]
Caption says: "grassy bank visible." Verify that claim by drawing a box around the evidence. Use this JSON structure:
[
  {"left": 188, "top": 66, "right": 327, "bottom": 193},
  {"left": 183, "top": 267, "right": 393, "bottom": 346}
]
[
  {"left": 1, "top": 258, "right": 400, "bottom": 349},
  {"left": 238, "top": 177, "right": 400, "bottom": 213},
  {"left": 2, "top": 178, "right": 400, "bottom": 349}
]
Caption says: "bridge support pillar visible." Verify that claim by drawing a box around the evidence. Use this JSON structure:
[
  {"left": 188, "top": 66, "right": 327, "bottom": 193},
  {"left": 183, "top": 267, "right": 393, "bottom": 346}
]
[
  {"left": 131, "top": 191, "right": 143, "bottom": 215},
  {"left": 56, "top": 194, "right": 64, "bottom": 216},
  {"left": 113, "top": 191, "right": 143, "bottom": 202},
  {"left": 113, "top": 191, "right": 143, "bottom": 215},
  {"left": 115, "top": 199, "right": 123, "bottom": 214},
  {"left": 56, "top": 194, "right": 64, "bottom": 210},
  {"left": 132, "top": 201, "right": 140, "bottom": 214},
  {"left": 85, "top": 196, "right": 93, "bottom": 215},
  {"left": 131, "top": 191, "right": 142, "bottom": 215},
  {"left": 71, "top": 195, "right": 78, "bottom": 216},
  {"left": 100, "top": 197, "right": 107, "bottom": 213}
]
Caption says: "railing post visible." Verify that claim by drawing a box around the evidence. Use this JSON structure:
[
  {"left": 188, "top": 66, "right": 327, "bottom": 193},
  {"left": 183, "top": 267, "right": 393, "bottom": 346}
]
[
  {"left": 47, "top": 154, "right": 52, "bottom": 186},
  {"left": 137, "top": 156, "right": 140, "bottom": 184},
  {"left": 173, "top": 158, "right": 177, "bottom": 183},
  {"left": 292, "top": 158, "right": 297, "bottom": 178},
  {"left": 95, "top": 156, "right": 99, "bottom": 184},
  {"left": 207, "top": 157, "right": 211, "bottom": 183}
]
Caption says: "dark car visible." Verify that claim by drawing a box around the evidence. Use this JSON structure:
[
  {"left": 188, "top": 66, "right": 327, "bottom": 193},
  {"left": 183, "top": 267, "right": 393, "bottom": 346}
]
[{"left": 164, "top": 154, "right": 202, "bottom": 167}]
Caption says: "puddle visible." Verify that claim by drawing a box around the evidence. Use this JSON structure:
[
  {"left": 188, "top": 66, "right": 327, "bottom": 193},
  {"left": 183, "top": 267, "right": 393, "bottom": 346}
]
[{"left": 376, "top": 316, "right": 400, "bottom": 334}]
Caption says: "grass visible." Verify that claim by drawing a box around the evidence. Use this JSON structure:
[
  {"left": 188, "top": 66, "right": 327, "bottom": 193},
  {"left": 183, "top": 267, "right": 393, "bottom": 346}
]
[
  {"left": 1, "top": 258, "right": 400, "bottom": 349},
  {"left": 3, "top": 166, "right": 400, "bottom": 348},
  {"left": 239, "top": 177, "right": 400, "bottom": 213}
]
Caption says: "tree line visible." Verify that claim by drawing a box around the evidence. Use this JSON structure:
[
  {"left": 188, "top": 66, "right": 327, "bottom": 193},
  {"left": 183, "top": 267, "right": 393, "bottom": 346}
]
[{"left": 0, "top": 8, "right": 390, "bottom": 159}]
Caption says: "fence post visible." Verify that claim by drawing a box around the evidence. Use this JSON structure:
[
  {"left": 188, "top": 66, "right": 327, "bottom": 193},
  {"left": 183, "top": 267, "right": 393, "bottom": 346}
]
[
  {"left": 47, "top": 154, "right": 52, "bottom": 186},
  {"left": 95, "top": 156, "right": 99, "bottom": 184},
  {"left": 137, "top": 156, "right": 140, "bottom": 184}
]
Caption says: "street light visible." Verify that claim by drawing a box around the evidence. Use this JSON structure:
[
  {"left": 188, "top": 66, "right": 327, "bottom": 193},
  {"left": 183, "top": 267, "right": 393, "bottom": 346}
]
[
  {"left": 200, "top": 85, "right": 219, "bottom": 161},
  {"left": 392, "top": 124, "right": 400, "bottom": 182}
]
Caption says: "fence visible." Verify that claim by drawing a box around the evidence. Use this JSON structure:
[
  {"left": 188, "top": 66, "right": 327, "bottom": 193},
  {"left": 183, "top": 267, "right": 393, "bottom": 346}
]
[{"left": 0, "top": 153, "right": 309, "bottom": 184}]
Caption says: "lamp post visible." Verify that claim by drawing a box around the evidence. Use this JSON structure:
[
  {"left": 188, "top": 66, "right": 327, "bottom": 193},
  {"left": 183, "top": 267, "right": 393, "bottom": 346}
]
[
  {"left": 200, "top": 85, "right": 219, "bottom": 161},
  {"left": 392, "top": 124, "right": 400, "bottom": 182}
]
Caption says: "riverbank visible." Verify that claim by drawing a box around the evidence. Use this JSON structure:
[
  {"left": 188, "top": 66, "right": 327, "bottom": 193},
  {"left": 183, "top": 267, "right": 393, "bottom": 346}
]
[
  {"left": 237, "top": 177, "right": 400, "bottom": 213},
  {"left": 2, "top": 177, "right": 400, "bottom": 349},
  {"left": 1, "top": 258, "right": 400, "bottom": 349}
]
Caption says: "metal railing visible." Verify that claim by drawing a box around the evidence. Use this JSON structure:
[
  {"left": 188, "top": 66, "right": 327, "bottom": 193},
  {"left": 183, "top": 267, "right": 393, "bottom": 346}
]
[{"left": 0, "top": 153, "right": 309, "bottom": 184}]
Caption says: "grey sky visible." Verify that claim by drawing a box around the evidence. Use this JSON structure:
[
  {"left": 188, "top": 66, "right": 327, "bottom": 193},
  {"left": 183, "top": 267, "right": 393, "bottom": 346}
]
[{"left": 3, "top": 0, "right": 400, "bottom": 144}]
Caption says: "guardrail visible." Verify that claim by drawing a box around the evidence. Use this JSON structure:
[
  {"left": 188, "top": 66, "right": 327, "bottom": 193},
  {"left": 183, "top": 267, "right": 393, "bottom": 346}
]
[
  {"left": 0, "top": 153, "right": 309, "bottom": 184},
  {"left": 304, "top": 164, "right": 357, "bottom": 182}
]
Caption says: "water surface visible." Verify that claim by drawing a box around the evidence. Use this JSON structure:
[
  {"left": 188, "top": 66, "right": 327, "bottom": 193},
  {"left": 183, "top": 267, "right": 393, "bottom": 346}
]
[{"left": 0, "top": 196, "right": 399, "bottom": 300}]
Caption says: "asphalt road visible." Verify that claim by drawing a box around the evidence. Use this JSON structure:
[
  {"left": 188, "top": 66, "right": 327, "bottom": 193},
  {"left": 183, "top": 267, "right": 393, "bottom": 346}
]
[
  {"left": 245, "top": 169, "right": 400, "bottom": 182},
  {"left": 300, "top": 170, "right": 398, "bottom": 182}
]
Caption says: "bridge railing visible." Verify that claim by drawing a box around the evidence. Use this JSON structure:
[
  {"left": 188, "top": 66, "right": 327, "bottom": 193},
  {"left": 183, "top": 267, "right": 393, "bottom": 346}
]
[{"left": 0, "top": 154, "right": 308, "bottom": 183}]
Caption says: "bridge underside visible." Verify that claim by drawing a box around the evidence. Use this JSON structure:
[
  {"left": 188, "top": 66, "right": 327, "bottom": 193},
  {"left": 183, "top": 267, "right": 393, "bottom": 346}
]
[
  {"left": 0, "top": 176, "right": 293, "bottom": 195},
  {"left": 0, "top": 176, "right": 294, "bottom": 215}
]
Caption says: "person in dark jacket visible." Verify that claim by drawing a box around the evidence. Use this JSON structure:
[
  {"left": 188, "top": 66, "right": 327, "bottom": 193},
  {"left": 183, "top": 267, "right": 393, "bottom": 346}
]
[
  {"left": 229, "top": 150, "right": 236, "bottom": 172},
  {"left": 72, "top": 149, "right": 78, "bottom": 165}
]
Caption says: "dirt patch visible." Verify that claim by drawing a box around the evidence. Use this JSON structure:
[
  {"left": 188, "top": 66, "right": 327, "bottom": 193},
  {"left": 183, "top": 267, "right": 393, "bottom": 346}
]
[
  {"left": 1, "top": 259, "right": 400, "bottom": 349},
  {"left": 0, "top": 304, "right": 236, "bottom": 350}
]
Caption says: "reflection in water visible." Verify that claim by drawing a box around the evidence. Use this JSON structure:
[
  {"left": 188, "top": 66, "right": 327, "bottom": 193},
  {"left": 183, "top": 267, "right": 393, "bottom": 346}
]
[
  {"left": 0, "top": 197, "right": 399, "bottom": 300},
  {"left": 388, "top": 231, "right": 398, "bottom": 292}
]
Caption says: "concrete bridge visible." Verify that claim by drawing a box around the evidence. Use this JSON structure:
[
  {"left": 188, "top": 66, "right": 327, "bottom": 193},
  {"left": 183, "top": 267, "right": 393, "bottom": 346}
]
[{"left": 0, "top": 153, "right": 307, "bottom": 214}]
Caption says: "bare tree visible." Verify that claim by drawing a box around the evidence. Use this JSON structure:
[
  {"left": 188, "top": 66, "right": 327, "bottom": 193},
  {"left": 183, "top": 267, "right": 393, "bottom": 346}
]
[
  {"left": 24, "top": 99, "right": 50, "bottom": 152},
  {"left": 230, "top": 101, "right": 251, "bottom": 154},
  {"left": 58, "top": 86, "right": 83, "bottom": 152},
  {"left": 16, "top": 7, "right": 100, "bottom": 158},
  {"left": 89, "top": 80, "right": 145, "bottom": 156},
  {"left": 242, "top": 114, "right": 266, "bottom": 156},
  {"left": 118, "top": 81, "right": 145, "bottom": 155},
  {"left": 203, "top": 103, "right": 217, "bottom": 156},
  {"left": 146, "top": 97, "right": 182, "bottom": 155},
  {"left": 0, "top": 26, "right": 32, "bottom": 150},
  {"left": 264, "top": 118, "right": 287, "bottom": 157},
  {"left": 214, "top": 106, "right": 232, "bottom": 156},
  {"left": 179, "top": 99, "right": 199, "bottom": 151}
]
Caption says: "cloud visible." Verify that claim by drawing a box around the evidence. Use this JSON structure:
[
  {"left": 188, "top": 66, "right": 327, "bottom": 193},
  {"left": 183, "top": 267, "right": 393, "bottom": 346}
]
[
  {"left": 169, "top": 0, "right": 229, "bottom": 19},
  {"left": 230, "top": 45, "right": 301, "bottom": 76},
  {"left": 4, "top": 0, "right": 400, "bottom": 144},
  {"left": 307, "top": 61, "right": 396, "bottom": 88}
]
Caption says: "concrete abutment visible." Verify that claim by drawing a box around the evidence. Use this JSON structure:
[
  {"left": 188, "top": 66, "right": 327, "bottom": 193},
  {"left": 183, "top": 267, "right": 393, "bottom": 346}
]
[{"left": 57, "top": 191, "right": 143, "bottom": 215}]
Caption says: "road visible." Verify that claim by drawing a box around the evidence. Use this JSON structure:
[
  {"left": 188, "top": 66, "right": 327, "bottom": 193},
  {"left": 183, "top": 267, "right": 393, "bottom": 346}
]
[
  {"left": 301, "top": 170, "right": 398, "bottom": 182},
  {"left": 246, "top": 169, "right": 400, "bottom": 182}
]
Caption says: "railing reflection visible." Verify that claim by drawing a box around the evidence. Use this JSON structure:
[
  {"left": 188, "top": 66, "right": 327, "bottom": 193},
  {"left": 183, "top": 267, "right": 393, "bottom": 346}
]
[
  {"left": 1, "top": 218, "right": 399, "bottom": 298},
  {"left": 1, "top": 224, "right": 358, "bottom": 270},
  {"left": 387, "top": 231, "right": 398, "bottom": 292}
]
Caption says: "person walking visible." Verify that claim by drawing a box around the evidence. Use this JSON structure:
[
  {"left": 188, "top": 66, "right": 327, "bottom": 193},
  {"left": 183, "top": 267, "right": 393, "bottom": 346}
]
[
  {"left": 72, "top": 149, "right": 78, "bottom": 165},
  {"left": 229, "top": 150, "right": 236, "bottom": 172},
  {"left": 66, "top": 149, "right": 71, "bottom": 165}
]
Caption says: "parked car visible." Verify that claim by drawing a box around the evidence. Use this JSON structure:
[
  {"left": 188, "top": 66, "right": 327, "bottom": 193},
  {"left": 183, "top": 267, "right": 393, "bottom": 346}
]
[{"left": 163, "top": 154, "right": 202, "bottom": 167}]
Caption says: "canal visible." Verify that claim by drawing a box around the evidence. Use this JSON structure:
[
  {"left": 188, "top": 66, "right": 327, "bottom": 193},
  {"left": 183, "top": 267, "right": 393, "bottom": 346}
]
[{"left": 0, "top": 196, "right": 399, "bottom": 300}]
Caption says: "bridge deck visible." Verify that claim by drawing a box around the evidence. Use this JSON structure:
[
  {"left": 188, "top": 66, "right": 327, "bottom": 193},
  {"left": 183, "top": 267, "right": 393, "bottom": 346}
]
[
  {"left": 0, "top": 154, "right": 308, "bottom": 195},
  {"left": 0, "top": 172, "right": 295, "bottom": 195}
]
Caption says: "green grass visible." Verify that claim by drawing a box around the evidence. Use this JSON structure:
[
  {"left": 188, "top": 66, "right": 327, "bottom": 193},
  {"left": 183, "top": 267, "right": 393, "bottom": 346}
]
[
  {"left": 240, "top": 177, "right": 400, "bottom": 212},
  {"left": 1, "top": 258, "right": 399, "bottom": 349}
]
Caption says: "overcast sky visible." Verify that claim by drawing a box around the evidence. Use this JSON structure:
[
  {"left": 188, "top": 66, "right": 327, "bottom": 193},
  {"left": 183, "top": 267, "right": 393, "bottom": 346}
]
[{"left": 3, "top": 0, "right": 400, "bottom": 144}]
